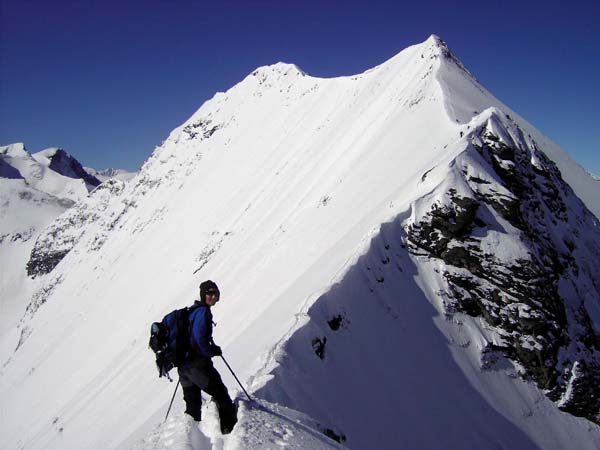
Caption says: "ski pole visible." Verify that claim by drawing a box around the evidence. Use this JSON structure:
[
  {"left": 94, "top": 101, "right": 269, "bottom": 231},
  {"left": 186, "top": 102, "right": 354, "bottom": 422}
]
[
  {"left": 165, "top": 380, "right": 180, "bottom": 422},
  {"left": 220, "top": 355, "right": 252, "bottom": 402}
]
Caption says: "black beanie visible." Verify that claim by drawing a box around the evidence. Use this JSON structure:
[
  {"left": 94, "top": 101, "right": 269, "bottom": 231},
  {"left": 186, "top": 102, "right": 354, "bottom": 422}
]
[{"left": 199, "top": 280, "right": 219, "bottom": 302}]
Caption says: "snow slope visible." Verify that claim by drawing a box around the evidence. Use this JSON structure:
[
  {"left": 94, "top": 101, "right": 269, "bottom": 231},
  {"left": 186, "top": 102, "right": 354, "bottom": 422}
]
[
  {"left": 1, "top": 144, "right": 76, "bottom": 358},
  {"left": 0, "top": 143, "right": 106, "bottom": 380},
  {"left": 1, "top": 36, "right": 599, "bottom": 450},
  {"left": 0, "top": 178, "right": 73, "bottom": 341},
  {"left": 252, "top": 107, "right": 600, "bottom": 449}
]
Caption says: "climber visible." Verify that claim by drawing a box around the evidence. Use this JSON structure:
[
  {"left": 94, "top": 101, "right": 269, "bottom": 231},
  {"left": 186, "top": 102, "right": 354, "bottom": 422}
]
[{"left": 178, "top": 280, "right": 237, "bottom": 434}]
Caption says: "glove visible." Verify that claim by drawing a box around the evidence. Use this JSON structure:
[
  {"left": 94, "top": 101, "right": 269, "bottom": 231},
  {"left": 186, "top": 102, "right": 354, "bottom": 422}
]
[{"left": 210, "top": 344, "right": 222, "bottom": 357}]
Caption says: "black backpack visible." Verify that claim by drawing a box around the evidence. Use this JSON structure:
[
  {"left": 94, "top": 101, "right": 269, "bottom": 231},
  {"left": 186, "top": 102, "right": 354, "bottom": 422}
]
[{"left": 149, "top": 305, "right": 198, "bottom": 381}]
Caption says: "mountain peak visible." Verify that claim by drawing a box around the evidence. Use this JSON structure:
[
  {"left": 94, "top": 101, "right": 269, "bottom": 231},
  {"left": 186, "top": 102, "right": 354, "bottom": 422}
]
[
  {"left": 250, "top": 62, "right": 306, "bottom": 81},
  {"left": 372, "top": 34, "right": 459, "bottom": 79},
  {"left": 33, "top": 147, "right": 101, "bottom": 188},
  {"left": 0, "top": 142, "right": 30, "bottom": 159},
  {"left": 421, "top": 34, "right": 460, "bottom": 63},
  {"left": 424, "top": 33, "right": 445, "bottom": 47}
]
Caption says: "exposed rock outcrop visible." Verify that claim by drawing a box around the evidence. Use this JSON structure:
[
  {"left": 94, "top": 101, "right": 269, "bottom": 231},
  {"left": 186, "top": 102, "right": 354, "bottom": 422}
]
[
  {"left": 408, "top": 111, "right": 600, "bottom": 423},
  {"left": 26, "top": 179, "right": 127, "bottom": 277}
]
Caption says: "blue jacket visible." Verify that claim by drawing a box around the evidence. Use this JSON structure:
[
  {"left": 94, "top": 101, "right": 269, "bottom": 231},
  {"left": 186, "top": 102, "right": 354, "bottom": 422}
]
[{"left": 188, "top": 301, "right": 216, "bottom": 360}]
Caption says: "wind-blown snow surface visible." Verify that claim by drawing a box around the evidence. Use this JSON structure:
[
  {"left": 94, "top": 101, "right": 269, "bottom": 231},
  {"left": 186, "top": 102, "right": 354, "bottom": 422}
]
[{"left": 1, "top": 36, "right": 599, "bottom": 449}]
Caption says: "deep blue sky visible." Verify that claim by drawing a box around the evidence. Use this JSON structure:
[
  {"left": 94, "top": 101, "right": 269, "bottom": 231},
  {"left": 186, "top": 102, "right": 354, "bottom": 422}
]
[{"left": 1, "top": 0, "right": 598, "bottom": 175}]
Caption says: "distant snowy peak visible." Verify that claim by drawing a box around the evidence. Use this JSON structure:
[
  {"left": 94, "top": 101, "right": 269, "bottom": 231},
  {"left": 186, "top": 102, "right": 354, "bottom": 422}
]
[
  {"left": 33, "top": 147, "right": 101, "bottom": 189},
  {"left": 0, "top": 143, "right": 36, "bottom": 179},
  {"left": 0, "top": 142, "right": 29, "bottom": 158},
  {"left": 1, "top": 143, "right": 93, "bottom": 202},
  {"left": 0, "top": 144, "right": 75, "bottom": 234},
  {"left": 84, "top": 166, "right": 137, "bottom": 183}
]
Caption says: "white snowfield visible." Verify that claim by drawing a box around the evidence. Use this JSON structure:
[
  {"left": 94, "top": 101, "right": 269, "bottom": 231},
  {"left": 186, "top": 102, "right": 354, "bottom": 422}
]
[{"left": 1, "top": 35, "right": 599, "bottom": 450}]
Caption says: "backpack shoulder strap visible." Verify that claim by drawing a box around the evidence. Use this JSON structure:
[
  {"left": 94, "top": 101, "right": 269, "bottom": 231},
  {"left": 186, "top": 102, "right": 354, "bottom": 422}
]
[{"left": 188, "top": 303, "right": 202, "bottom": 313}]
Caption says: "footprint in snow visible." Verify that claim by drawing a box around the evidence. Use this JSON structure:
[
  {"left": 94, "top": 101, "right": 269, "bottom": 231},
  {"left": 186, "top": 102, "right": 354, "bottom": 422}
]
[
  {"left": 133, "top": 413, "right": 207, "bottom": 450},
  {"left": 198, "top": 400, "right": 227, "bottom": 449}
]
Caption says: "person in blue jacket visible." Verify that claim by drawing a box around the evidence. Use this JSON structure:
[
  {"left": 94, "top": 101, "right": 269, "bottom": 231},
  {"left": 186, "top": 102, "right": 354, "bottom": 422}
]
[{"left": 178, "top": 280, "right": 237, "bottom": 434}]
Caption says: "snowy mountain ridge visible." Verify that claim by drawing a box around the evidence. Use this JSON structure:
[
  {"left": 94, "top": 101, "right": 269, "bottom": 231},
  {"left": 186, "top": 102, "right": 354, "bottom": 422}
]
[
  {"left": 247, "top": 106, "right": 600, "bottom": 448},
  {"left": 408, "top": 107, "right": 600, "bottom": 415},
  {"left": 32, "top": 147, "right": 102, "bottom": 191},
  {"left": 0, "top": 143, "right": 95, "bottom": 203},
  {"left": 85, "top": 167, "right": 137, "bottom": 183},
  {"left": 1, "top": 35, "right": 599, "bottom": 450}
]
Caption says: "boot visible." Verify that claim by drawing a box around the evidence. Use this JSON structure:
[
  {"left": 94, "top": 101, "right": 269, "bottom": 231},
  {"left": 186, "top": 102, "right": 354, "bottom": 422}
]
[
  {"left": 185, "top": 409, "right": 202, "bottom": 422},
  {"left": 218, "top": 400, "right": 238, "bottom": 434}
]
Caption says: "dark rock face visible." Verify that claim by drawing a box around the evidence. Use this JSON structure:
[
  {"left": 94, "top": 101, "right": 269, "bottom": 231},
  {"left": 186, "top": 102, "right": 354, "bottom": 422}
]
[
  {"left": 558, "top": 360, "right": 600, "bottom": 418},
  {"left": 0, "top": 158, "right": 23, "bottom": 179},
  {"left": 408, "top": 113, "right": 600, "bottom": 424},
  {"left": 47, "top": 149, "right": 101, "bottom": 189},
  {"left": 312, "top": 337, "right": 327, "bottom": 359},
  {"left": 26, "top": 248, "right": 70, "bottom": 278},
  {"left": 182, "top": 119, "right": 222, "bottom": 141},
  {"left": 327, "top": 315, "right": 346, "bottom": 331},
  {"left": 322, "top": 427, "right": 346, "bottom": 444},
  {"left": 26, "top": 179, "right": 126, "bottom": 278}
]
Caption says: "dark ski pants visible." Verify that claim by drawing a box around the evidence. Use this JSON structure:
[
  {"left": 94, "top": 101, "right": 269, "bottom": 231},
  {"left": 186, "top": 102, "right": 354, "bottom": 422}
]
[{"left": 178, "top": 359, "right": 234, "bottom": 424}]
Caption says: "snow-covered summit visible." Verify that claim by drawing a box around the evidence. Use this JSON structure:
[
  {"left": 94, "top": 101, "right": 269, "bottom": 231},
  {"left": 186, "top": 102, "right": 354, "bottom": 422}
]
[
  {"left": 2, "top": 36, "right": 600, "bottom": 450},
  {"left": 0, "top": 143, "right": 76, "bottom": 241},
  {"left": 1, "top": 143, "right": 40, "bottom": 180},
  {"left": 1, "top": 141, "right": 29, "bottom": 158},
  {"left": 33, "top": 147, "right": 101, "bottom": 189},
  {"left": 251, "top": 62, "right": 306, "bottom": 79},
  {"left": 1, "top": 143, "right": 95, "bottom": 202}
]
